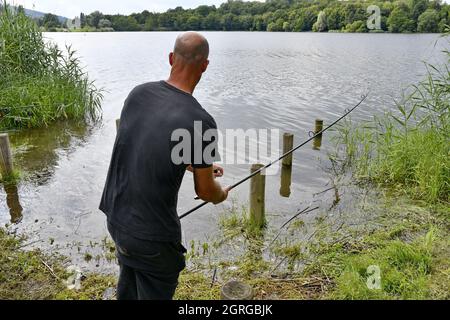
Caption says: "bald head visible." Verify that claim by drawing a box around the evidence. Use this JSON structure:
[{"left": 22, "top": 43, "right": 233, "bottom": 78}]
[{"left": 173, "top": 32, "right": 209, "bottom": 65}]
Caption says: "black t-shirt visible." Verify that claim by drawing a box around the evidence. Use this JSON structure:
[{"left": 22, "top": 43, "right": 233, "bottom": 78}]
[{"left": 99, "top": 81, "right": 219, "bottom": 242}]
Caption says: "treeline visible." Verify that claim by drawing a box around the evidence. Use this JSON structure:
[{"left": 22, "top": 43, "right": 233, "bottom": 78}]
[
  {"left": 80, "top": 0, "right": 449, "bottom": 33},
  {"left": 5, "top": 0, "right": 450, "bottom": 33}
]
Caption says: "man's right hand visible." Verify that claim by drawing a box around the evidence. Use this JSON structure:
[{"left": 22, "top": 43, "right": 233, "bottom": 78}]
[
  {"left": 193, "top": 166, "right": 229, "bottom": 204},
  {"left": 212, "top": 186, "right": 230, "bottom": 205}
]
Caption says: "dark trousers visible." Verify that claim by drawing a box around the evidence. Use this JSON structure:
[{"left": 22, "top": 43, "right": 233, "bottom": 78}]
[{"left": 107, "top": 221, "right": 186, "bottom": 300}]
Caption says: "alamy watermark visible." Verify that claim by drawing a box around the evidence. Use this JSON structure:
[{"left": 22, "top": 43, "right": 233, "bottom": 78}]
[
  {"left": 367, "top": 5, "right": 382, "bottom": 31},
  {"left": 64, "top": 265, "right": 83, "bottom": 290},
  {"left": 171, "top": 121, "right": 281, "bottom": 175},
  {"left": 366, "top": 265, "right": 382, "bottom": 290}
]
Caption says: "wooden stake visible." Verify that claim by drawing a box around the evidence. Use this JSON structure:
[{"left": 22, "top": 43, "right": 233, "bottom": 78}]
[
  {"left": 281, "top": 133, "right": 294, "bottom": 166},
  {"left": 250, "top": 164, "right": 266, "bottom": 229},
  {"left": 313, "top": 119, "right": 324, "bottom": 150},
  {"left": 0, "top": 133, "right": 13, "bottom": 177},
  {"left": 315, "top": 119, "right": 324, "bottom": 136}
]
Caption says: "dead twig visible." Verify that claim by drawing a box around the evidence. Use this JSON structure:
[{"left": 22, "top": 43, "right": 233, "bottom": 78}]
[
  {"left": 210, "top": 267, "right": 217, "bottom": 288},
  {"left": 17, "top": 239, "right": 43, "bottom": 249},
  {"left": 40, "top": 258, "right": 59, "bottom": 280},
  {"left": 269, "top": 205, "right": 320, "bottom": 247}
]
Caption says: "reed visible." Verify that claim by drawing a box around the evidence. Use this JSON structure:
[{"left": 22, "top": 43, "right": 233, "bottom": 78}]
[
  {"left": 0, "top": 2, "right": 102, "bottom": 129},
  {"left": 333, "top": 34, "right": 449, "bottom": 205}
]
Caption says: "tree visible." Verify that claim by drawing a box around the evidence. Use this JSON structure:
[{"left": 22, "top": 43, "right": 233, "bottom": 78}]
[
  {"left": 80, "top": 13, "right": 86, "bottom": 28},
  {"left": 42, "top": 13, "right": 61, "bottom": 29},
  {"left": 239, "top": 15, "right": 254, "bottom": 30},
  {"left": 203, "top": 13, "right": 221, "bottom": 30},
  {"left": 293, "top": 8, "right": 318, "bottom": 31},
  {"left": 144, "top": 15, "right": 158, "bottom": 31},
  {"left": 221, "top": 13, "right": 239, "bottom": 31},
  {"left": 196, "top": 5, "right": 213, "bottom": 17},
  {"left": 417, "top": 9, "right": 440, "bottom": 32},
  {"left": 313, "top": 11, "right": 327, "bottom": 32},
  {"left": 112, "top": 16, "right": 141, "bottom": 31},
  {"left": 98, "top": 19, "right": 112, "bottom": 29},
  {"left": 267, "top": 18, "right": 284, "bottom": 31},
  {"left": 187, "top": 15, "right": 201, "bottom": 30},
  {"left": 411, "top": 0, "right": 429, "bottom": 21},
  {"left": 87, "top": 11, "right": 103, "bottom": 28},
  {"left": 388, "top": 6, "right": 415, "bottom": 32},
  {"left": 325, "top": 6, "right": 344, "bottom": 31}
]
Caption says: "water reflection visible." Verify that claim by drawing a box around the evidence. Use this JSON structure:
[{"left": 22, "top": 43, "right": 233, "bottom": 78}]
[
  {"left": 9, "top": 121, "right": 93, "bottom": 185},
  {"left": 3, "top": 183, "right": 23, "bottom": 224},
  {"left": 313, "top": 135, "right": 323, "bottom": 150},
  {"left": 279, "top": 165, "right": 292, "bottom": 198}
]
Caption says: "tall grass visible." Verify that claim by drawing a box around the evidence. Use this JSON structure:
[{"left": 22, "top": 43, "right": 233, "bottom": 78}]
[
  {"left": 333, "top": 34, "right": 449, "bottom": 205},
  {"left": 0, "top": 3, "right": 102, "bottom": 129}
]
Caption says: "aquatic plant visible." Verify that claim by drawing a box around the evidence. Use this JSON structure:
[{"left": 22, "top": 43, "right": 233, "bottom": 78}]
[
  {"left": 333, "top": 35, "right": 450, "bottom": 204},
  {"left": 0, "top": 2, "right": 102, "bottom": 129}
]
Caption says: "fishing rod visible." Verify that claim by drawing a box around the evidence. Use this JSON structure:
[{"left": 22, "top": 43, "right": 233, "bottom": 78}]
[{"left": 179, "top": 93, "right": 369, "bottom": 220}]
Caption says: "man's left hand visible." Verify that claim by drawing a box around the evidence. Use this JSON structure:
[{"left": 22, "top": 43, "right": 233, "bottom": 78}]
[{"left": 213, "top": 164, "right": 224, "bottom": 178}]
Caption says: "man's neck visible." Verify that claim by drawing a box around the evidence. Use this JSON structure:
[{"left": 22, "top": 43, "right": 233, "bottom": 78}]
[{"left": 166, "top": 75, "right": 198, "bottom": 95}]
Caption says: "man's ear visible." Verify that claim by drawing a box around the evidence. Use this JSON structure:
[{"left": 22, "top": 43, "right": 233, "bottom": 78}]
[
  {"left": 169, "top": 52, "right": 174, "bottom": 66},
  {"left": 201, "top": 59, "right": 209, "bottom": 73}
]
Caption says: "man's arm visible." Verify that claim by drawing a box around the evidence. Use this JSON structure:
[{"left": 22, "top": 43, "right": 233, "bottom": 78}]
[{"left": 193, "top": 166, "right": 228, "bottom": 204}]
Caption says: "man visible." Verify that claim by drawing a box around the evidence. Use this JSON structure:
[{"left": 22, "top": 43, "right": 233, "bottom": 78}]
[{"left": 100, "top": 32, "right": 228, "bottom": 300}]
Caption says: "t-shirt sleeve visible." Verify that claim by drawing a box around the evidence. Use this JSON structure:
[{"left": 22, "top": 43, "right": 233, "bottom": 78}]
[{"left": 191, "top": 116, "right": 221, "bottom": 169}]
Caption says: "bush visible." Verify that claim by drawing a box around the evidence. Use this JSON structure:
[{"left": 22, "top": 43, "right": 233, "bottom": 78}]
[
  {"left": 0, "top": 3, "right": 102, "bottom": 129},
  {"left": 417, "top": 9, "right": 440, "bottom": 33}
]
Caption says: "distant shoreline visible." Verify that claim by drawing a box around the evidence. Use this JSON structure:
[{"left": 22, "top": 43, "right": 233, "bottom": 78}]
[{"left": 44, "top": 29, "right": 442, "bottom": 34}]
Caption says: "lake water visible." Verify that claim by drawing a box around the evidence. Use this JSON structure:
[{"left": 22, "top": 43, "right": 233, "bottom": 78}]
[{"left": 0, "top": 32, "right": 446, "bottom": 272}]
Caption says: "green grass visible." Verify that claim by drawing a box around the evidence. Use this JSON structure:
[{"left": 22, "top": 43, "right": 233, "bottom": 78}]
[
  {"left": 330, "top": 233, "right": 436, "bottom": 299},
  {"left": 300, "top": 200, "right": 450, "bottom": 300},
  {"left": 0, "top": 2, "right": 102, "bottom": 129},
  {"left": 0, "top": 228, "right": 116, "bottom": 300},
  {"left": 0, "top": 169, "right": 21, "bottom": 185}
]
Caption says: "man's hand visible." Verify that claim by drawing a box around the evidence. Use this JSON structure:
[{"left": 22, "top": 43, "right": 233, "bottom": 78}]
[
  {"left": 189, "top": 164, "right": 224, "bottom": 178},
  {"left": 194, "top": 166, "right": 228, "bottom": 205},
  {"left": 213, "top": 164, "right": 224, "bottom": 178},
  {"left": 212, "top": 186, "right": 230, "bottom": 204}
]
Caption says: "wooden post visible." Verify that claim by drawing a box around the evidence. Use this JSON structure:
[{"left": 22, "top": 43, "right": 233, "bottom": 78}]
[
  {"left": 221, "top": 281, "right": 253, "bottom": 300},
  {"left": 313, "top": 119, "right": 324, "bottom": 150},
  {"left": 115, "top": 119, "right": 120, "bottom": 132},
  {"left": 250, "top": 164, "right": 266, "bottom": 229},
  {"left": 315, "top": 119, "right": 324, "bottom": 136},
  {"left": 281, "top": 133, "right": 294, "bottom": 166},
  {"left": 0, "top": 133, "right": 14, "bottom": 177}
]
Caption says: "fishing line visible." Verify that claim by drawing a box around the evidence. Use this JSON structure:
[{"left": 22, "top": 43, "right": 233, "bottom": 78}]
[{"left": 179, "top": 93, "right": 369, "bottom": 220}]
